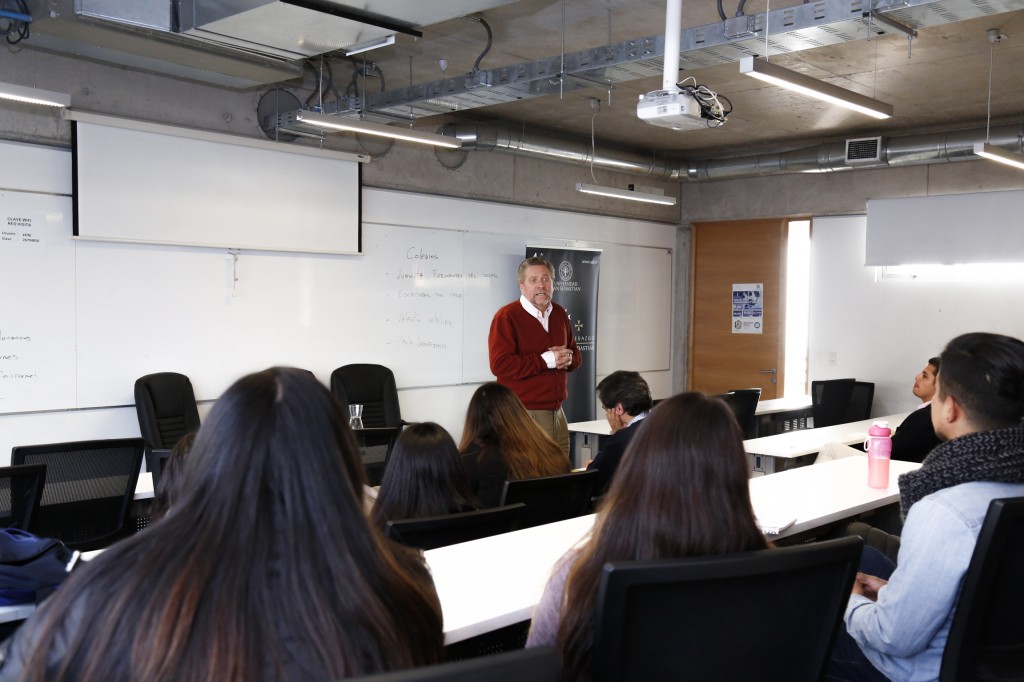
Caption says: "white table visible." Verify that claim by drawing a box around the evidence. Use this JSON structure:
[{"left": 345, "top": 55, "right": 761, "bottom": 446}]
[
  {"left": 134, "top": 472, "right": 154, "bottom": 500},
  {"left": 744, "top": 412, "right": 910, "bottom": 474},
  {"left": 426, "top": 456, "right": 919, "bottom": 644},
  {"left": 6, "top": 458, "right": 917, "bottom": 633},
  {"left": 756, "top": 395, "right": 812, "bottom": 416},
  {"left": 749, "top": 456, "right": 918, "bottom": 539}
]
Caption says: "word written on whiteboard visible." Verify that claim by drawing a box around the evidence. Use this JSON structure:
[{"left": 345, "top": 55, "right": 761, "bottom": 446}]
[
  {"left": 379, "top": 243, "right": 503, "bottom": 353},
  {"left": 0, "top": 328, "right": 39, "bottom": 384},
  {"left": 1, "top": 213, "right": 44, "bottom": 249}
]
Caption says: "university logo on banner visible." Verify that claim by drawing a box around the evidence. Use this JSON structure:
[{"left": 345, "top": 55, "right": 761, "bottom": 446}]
[{"left": 527, "top": 246, "right": 601, "bottom": 422}]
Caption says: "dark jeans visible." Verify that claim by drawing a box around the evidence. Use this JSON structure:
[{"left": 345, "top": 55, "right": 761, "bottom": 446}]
[{"left": 824, "top": 546, "right": 897, "bottom": 682}]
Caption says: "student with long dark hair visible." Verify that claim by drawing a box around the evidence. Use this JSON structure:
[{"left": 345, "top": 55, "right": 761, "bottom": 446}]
[
  {"left": 459, "top": 382, "right": 571, "bottom": 508},
  {"left": 526, "top": 392, "right": 768, "bottom": 681},
  {"left": 370, "top": 421, "right": 478, "bottom": 528},
  {"left": 0, "top": 367, "right": 444, "bottom": 682}
]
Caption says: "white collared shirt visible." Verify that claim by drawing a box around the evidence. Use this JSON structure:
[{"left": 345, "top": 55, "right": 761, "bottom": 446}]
[
  {"left": 520, "top": 294, "right": 551, "bottom": 332},
  {"left": 521, "top": 295, "right": 560, "bottom": 368}
]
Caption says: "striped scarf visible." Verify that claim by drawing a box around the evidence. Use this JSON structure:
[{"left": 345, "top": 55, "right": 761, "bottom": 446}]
[{"left": 898, "top": 421, "right": 1024, "bottom": 517}]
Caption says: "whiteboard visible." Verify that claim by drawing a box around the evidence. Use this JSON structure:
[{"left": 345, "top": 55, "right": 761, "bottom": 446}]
[
  {"left": 0, "top": 192, "right": 76, "bottom": 412},
  {"left": 0, "top": 140, "right": 676, "bottom": 415}
]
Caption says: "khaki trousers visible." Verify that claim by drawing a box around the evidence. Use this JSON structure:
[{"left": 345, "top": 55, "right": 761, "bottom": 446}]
[{"left": 526, "top": 407, "right": 570, "bottom": 458}]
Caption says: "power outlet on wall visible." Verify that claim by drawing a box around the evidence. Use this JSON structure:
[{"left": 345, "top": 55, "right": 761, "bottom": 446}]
[{"left": 827, "top": 351, "right": 838, "bottom": 367}]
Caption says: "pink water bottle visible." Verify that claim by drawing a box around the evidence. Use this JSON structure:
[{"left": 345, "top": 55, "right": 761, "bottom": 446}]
[{"left": 866, "top": 421, "right": 892, "bottom": 489}]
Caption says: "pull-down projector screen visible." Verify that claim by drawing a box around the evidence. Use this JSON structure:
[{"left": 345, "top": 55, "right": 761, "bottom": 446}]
[{"left": 71, "top": 113, "right": 364, "bottom": 255}]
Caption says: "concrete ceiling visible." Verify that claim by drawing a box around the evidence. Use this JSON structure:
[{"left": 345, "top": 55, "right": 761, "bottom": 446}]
[{"left": 341, "top": 0, "right": 1024, "bottom": 160}]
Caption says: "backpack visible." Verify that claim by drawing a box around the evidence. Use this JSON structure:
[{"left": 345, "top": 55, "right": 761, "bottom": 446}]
[{"left": 0, "top": 528, "right": 75, "bottom": 605}]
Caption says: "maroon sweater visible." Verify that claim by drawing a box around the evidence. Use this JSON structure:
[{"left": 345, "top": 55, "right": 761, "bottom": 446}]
[{"left": 488, "top": 300, "right": 581, "bottom": 410}]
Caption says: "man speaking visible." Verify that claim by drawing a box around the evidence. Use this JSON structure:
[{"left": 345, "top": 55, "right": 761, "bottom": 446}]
[{"left": 489, "top": 256, "right": 581, "bottom": 456}]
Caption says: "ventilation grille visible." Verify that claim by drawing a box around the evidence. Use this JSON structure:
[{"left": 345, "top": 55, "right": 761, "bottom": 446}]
[{"left": 846, "top": 137, "right": 883, "bottom": 164}]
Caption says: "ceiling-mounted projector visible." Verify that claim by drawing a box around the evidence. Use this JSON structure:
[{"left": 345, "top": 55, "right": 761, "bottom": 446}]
[{"left": 637, "top": 89, "right": 706, "bottom": 130}]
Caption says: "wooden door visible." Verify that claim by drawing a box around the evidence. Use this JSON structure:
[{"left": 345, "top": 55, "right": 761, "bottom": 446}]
[{"left": 690, "top": 219, "right": 788, "bottom": 398}]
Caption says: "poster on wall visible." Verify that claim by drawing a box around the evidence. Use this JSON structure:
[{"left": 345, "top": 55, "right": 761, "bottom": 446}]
[{"left": 732, "top": 283, "right": 763, "bottom": 334}]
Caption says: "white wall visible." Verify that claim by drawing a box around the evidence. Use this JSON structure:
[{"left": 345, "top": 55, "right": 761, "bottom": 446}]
[
  {"left": 0, "top": 142, "right": 675, "bottom": 462},
  {"left": 809, "top": 215, "right": 1024, "bottom": 416}
]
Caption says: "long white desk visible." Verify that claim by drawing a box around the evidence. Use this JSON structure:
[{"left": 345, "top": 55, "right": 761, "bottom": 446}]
[
  {"left": 5, "top": 458, "right": 918, "bottom": 636},
  {"left": 426, "top": 456, "right": 919, "bottom": 644},
  {"left": 570, "top": 411, "right": 911, "bottom": 475},
  {"left": 135, "top": 472, "right": 154, "bottom": 500},
  {"left": 745, "top": 412, "right": 910, "bottom": 474}
]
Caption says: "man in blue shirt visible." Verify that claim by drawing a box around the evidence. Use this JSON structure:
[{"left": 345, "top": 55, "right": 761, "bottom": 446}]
[{"left": 827, "top": 332, "right": 1024, "bottom": 682}]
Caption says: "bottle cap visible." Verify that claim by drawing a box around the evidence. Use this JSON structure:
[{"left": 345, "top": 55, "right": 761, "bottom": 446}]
[{"left": 872, "top": 421, "right": 889, "bottom": 429}]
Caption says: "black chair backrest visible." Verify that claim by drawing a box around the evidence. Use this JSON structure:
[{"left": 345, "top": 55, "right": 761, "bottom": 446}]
[
  {"left": 844, "top": 381, "right": 875, "bottom": 423},
  {"left": 351, "top": 426, "right": 400, "bottom": 487},
  {"left": 940, "top": 497, "right": 1024, "bottom": 682},
  {"left": 593, "top": 536, "right": 863, "bottom": 682},
  {"left": 345, "top": 646, "right": 561, "bottom": 682},
  {"left": 0, "top": 464, "right": 47, "bottom": 531},
  {"left": 147, "top": 449, "right": 173, "bottom": 486},
  {"left": 385, "top": 503, "right": 526, "bottom": 551},
  {"left": 330, "top": 364, "right": 402, "bottom": 429},
  {"left": 11, "top": 438, "right": 145, "bottom": 551},
  {"left": 134, "top": 372, "right": 201, "bottom": 451},
  {"left": 721, "top": 388, "right": 762, "bottom": 439},
  {"left": 500, "top": 470, "right": 600, "bottom": 529},
  {"left": 811, "top": 378, "right": 856, "bottom": 428}
]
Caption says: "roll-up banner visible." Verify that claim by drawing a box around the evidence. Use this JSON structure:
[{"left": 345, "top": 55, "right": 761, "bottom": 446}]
[{"left": 527, "top": 246, "right": 602, "bottom": 422}]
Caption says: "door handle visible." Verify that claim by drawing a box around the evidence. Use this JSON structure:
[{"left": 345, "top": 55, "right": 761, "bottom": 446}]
[{"left": 759, "top": 368, "right": 777, "bottom": 374}]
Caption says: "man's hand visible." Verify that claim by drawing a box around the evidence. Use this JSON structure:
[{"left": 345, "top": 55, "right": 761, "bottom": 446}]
[
  {"left": 851, "top": 572, "right": 887, "bottom": 601},
  {"left": 549, "top": 345, "right": 573, "bottom": 370}
]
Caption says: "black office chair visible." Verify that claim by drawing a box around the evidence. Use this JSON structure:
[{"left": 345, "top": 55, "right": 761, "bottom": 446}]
[
  {"left": 940, "top": 497, "right": 1024, "bottom": 682},
  {"left": 346, "top": 646, "right": 561, "bottom": 682},
  {"left": 811, "top": 378, "right": 856, "bottom": 428},
  {"left": 330, "top": 364, "right": 403, "bottom": 429},
  {"left": 843, "top": 381, "right": 875, "bottom": 423},
  {"left": 721, "top": 388, "right": 762, "bottom": 439},
  {"left": 500, "top": 470, "right": 600, "bottom": 529},
  {"left": 11, "top": 438, "right": 145, "bottom": 551},
  {"left": 332, "top": 364, "right": 404, "bottom": 485},
  {"left": 134, "top": 372, "right": 201, "bottom": 451},
  {"left": 0, "top": 464, "right": 47, "bottom": 531},
  {"left": 385, "top": 503, "right": 526, "bottom": 551},
  {"left": 592, "top": 536, "right": 863, "bottom": 682}
]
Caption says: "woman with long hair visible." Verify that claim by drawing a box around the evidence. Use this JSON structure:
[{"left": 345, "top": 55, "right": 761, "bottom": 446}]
[
  {"left": 526, "top": 391, "right": 768, "bottom": 681},
  {"left": 0, "top": 367, "right": 444, "bottom": 682},
  {"left": 370, "top": 421, "right": 478, "bottom": 528},
  {"left": 459, "top": 382, "right": 571, "bottom": 507}
]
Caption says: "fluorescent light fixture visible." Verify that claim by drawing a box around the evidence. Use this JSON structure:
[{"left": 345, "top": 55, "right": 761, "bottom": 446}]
[
  {"left": 973, "top": 142, "right": 1024, "bottom": 170},
  {"left": 576, "top": 182, "right": 677, "bottom": 206},
  {"left": 345, "top": 35, "right": 395, "bottom": 56},
  {"left": 0, "top": 82, "right": 70, "bottom": 108},
  {"left": 295, "top": 111, "right": 462, "bottom": 149},
  {"left": 739, "top": 56, "right": 893, "bottom": 120}
]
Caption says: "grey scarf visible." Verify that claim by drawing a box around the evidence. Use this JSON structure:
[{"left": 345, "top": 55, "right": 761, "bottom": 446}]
[{"left": 898, "top": 421, "right": 1024, "bottom": 517}]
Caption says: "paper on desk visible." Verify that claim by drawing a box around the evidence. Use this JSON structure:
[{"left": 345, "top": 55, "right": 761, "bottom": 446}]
[{"left": 755, "top": 510, "right": 797, "bottom": 535}]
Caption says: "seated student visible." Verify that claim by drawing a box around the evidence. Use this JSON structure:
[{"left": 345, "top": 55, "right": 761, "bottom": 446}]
[
  {"left": 826, "top": 333, "right": 1024, "bottom": 682},
  {"left": 816, "top": 357, "right": 943, "bottom": 464},
  {"left": 526, "top": 392, "right": 768, "bottom": 680},
  {"left": 459, "top": 382, "right": 571, "bottom": 508},
  {"left": 0, "top": 367, "right": 444, "bottom": 682},
  {"left": 370, "top": 422, "right": 478, "bottom": 528},
  {"left": 586, "top": 370, "right": 653, "bottom": 493}
]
